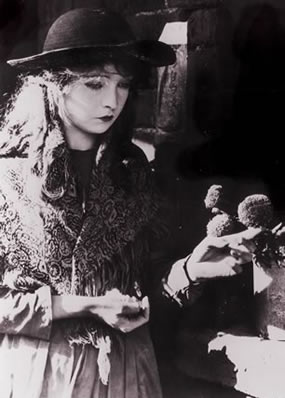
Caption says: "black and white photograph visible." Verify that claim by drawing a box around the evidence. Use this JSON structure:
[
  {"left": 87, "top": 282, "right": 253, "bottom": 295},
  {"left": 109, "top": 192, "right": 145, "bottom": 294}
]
[{"left": 0, "top": 1, "right": 285, "bottom": 397}]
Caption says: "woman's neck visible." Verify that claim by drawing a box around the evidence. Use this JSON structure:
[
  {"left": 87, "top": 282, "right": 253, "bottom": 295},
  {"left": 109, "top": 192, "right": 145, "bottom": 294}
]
[{"left": 64, "top": 125, "right": 98, "bottom": 150}]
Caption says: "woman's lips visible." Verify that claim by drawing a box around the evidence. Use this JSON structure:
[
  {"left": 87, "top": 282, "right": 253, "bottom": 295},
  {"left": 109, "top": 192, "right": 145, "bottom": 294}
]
[{"left": 98, "top": 115, "right": 113, "bottom": 122}]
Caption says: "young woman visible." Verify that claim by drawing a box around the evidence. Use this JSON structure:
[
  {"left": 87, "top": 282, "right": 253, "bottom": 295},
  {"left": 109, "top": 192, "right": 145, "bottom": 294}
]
[{"left": 0, "top": 8, "right": 259, "bottom": 398}]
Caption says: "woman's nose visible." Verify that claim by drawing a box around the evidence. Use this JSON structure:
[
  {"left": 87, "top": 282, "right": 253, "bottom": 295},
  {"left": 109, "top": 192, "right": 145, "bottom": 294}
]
[{"left": 102, "top": 85, "right": 117, "bottom": 110}]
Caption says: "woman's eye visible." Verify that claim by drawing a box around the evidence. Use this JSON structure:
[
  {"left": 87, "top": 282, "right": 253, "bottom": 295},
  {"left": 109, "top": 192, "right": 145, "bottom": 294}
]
[
  {"left": 85, "top": 81, "right": 104, "bottom": 90},
  {"left": 118, "top": 80, "right": 131, "bottom": 90}
]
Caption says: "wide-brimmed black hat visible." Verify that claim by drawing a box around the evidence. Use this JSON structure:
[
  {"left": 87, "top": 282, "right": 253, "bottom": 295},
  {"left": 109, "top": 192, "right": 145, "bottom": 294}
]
[{"left": 7, "top": 8, "right": 176, "bottom": 70}]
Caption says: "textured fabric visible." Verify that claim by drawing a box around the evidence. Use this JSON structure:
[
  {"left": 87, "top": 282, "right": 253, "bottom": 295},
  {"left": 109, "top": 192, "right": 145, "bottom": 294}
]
[
  {"left": 0, "top": 141, "right": 162, "bottom": 397},
  {"left": 0, "top": 142, "right": 157, "bottom": 292},
  {"left": 0, "top": 139, "right": 158, "bottom": 311}
]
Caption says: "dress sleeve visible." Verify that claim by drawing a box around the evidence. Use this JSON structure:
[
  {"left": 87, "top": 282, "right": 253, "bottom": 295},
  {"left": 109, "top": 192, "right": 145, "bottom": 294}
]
[
  {"left": 0, "top": 164, "right": 53, "bottom": 341},
  {"left": 161, "top": 256, "right": 204, "bottom": 307},
  {"left": 0, "top": 285, "right": 52, "bottom": 341}
]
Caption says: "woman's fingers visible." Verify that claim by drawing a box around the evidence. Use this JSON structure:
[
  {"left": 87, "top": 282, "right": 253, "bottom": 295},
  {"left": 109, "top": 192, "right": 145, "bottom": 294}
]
[
  {"left": 103, "top": 289, "right": 143, "bottom": 315},
  {"left": 121, "top": 296, "right": 149, "bottom": 316},
  {"left": 118, "top": 297, "right": 150, "bottom": 333},
  {"left": 226, "top": 227, "right": 262, "bottom": 252},
  {"left": 97, "top": 290, "right": 150, "bottom": 332},
  {"left": 121, "top": 298, "right": 143, "bottom": 315}
]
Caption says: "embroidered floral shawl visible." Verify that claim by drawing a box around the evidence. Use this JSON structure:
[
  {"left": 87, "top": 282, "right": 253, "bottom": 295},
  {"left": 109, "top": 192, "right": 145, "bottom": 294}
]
[{"left": 0, "top": 139, "right": 159, "bottom": 383}]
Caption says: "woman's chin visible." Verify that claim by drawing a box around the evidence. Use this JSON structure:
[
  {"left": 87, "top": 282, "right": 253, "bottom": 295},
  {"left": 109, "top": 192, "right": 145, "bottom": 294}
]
[{"left": 87, "top": 122, "right": 114, "bottom": 135}]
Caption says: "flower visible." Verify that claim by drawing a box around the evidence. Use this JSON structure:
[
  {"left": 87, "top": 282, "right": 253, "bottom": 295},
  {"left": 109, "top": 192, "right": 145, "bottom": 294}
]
[
  {"left": 237, "top": 194, "right": 273, "bottom": 229},
  {"left": 204, "top": 185, "right": 223, "bottom": 210},
  {"left": 206, "top": 214, "right": 237, "bottom": 237}
]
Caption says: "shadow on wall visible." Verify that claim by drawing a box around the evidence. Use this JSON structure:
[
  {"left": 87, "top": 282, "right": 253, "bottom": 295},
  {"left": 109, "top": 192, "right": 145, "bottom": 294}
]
[
  {"left": 0, "top": 1, "right": 39, "bottom": 110},
  {"left": 234, "top": 3, "right": 285, "bottom": 211},
  {"left": 0, "top": 0, "right": 39, "bottom": 61},
  {"left": 189, "top": 2, "right": 285, "bottom": 213}
]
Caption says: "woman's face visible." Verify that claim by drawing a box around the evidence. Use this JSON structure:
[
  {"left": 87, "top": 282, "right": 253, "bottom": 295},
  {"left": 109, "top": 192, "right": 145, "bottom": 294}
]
[{"left": 62, "top": 64, "right": 132, "bottom": 139}]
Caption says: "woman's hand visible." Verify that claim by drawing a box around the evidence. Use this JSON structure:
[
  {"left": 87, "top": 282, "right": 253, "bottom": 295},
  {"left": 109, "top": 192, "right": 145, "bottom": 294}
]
[
  {"left": 166, "top": 228, "right": 261, "bottom": 293},
  {"left": 90, "top": 289, "right": 149, "bottom": 333},
  {"left": 52, "top": 289, "right": 149, "bottom": 333}
]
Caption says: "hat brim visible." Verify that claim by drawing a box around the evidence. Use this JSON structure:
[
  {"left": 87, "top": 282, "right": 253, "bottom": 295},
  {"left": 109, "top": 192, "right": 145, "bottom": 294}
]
[{"left": 7, "top": 40, "right": 176, "bottom": 71}]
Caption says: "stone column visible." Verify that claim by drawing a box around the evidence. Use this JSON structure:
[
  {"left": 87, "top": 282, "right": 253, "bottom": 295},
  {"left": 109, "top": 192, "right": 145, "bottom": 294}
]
[{"left": 155, "top": 21, "right": 188, "bottom": 144}]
